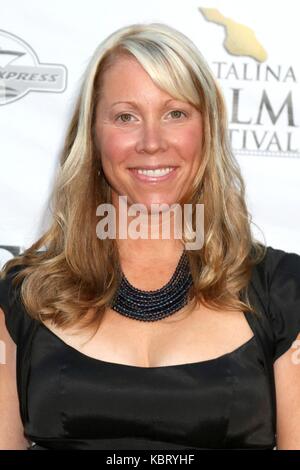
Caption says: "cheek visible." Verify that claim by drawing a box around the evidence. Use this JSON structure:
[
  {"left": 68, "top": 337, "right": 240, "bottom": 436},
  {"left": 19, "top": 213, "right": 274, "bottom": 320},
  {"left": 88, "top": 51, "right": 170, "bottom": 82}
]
[
  {"left": 98, "top": 128, "right": 132, "bottom": 166},
  {"left": 178, "top": 126, "right": 203, "bottom": 162}
]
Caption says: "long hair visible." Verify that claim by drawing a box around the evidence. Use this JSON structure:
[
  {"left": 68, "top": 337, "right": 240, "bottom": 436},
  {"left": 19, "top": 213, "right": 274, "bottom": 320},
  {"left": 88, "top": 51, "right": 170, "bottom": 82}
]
[{"left": 1, "top": 22, "right": 267, "bottom": 336}]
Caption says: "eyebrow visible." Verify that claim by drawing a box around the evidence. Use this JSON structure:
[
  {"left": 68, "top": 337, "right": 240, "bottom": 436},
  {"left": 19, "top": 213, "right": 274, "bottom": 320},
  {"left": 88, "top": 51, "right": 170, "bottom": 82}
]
[{"left": 111, "top": 98, "right": 181, "bottom": 108}]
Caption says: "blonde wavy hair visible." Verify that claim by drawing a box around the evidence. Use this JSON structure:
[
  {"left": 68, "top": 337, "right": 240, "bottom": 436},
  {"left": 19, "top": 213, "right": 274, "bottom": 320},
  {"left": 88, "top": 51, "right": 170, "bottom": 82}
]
[{"left": 1, "top": 22, "right": 267, "bottom": 336}]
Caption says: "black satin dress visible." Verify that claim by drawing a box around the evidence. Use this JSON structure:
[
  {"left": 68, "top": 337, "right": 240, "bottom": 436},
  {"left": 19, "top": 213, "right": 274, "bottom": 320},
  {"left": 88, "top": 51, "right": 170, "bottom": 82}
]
[{"left": 1, "top": 245, "right": 300, "bottom": 450}]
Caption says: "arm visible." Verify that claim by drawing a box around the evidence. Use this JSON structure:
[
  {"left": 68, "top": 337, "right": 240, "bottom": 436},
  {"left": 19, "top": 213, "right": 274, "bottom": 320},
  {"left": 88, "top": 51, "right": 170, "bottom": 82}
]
[
  {"left": 274, "top": 331, "right": 300, "bottom": 450},
  {"left": 0, "top": 307, "right": 30, "bottom": 450}
]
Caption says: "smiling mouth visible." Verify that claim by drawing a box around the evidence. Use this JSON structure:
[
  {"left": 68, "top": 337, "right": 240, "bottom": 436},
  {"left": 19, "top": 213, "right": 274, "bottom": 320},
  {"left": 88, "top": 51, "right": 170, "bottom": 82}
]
[
  {"left": 128, "top": 166, "right": 178, "bottom": 183},
  {"left": 133, "top": 167, "right": 175, "bottom": 176}
]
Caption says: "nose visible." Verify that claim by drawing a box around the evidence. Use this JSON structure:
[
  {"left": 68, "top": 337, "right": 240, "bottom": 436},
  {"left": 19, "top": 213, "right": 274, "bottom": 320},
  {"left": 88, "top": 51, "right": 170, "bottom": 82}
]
[{"left": 135, "top": 118, "right": 168, "bottom": 154}]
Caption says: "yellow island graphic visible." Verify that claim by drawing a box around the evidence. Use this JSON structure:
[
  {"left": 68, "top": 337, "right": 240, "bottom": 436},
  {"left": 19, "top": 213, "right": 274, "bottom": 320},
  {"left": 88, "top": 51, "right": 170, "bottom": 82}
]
[{"left": 199, "top": 7, "right": 267, "bottom": 62}]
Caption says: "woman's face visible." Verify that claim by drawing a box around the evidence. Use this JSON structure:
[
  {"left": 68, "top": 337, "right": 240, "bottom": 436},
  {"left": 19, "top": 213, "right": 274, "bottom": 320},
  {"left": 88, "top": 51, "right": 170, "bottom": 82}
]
[{"left": 94, "top": 55, "right": 203, "bottom": 212}]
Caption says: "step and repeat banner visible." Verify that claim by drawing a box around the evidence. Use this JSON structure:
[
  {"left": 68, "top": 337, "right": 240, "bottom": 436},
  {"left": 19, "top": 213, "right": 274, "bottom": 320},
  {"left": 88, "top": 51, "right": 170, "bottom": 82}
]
[{"left": 0, "top": 0, "right": 299, "bottom": 266}]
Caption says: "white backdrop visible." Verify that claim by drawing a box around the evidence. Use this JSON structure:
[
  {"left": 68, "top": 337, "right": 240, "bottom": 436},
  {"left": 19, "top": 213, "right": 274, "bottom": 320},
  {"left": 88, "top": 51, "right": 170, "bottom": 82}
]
[{"left": 0, "top": 0, "right": 299, "bottom": 266}]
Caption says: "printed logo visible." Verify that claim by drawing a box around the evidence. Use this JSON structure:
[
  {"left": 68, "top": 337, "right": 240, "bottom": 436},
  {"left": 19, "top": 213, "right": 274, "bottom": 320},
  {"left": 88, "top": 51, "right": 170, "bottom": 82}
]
[
  {"left": 199, "top": 8, "right": 267, "bottom": 62},
  {"left": 199, "top": 7, "right": 299, "bottom": 158},
  {"left": 0, "top": 29, "right": 67, "bottom": 105}
]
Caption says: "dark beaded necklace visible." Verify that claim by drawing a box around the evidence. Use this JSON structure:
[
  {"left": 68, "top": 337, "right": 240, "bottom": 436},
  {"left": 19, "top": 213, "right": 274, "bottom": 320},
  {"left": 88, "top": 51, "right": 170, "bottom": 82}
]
[{"left": 110, "top": 249, "right": 193, "bottom": 321}]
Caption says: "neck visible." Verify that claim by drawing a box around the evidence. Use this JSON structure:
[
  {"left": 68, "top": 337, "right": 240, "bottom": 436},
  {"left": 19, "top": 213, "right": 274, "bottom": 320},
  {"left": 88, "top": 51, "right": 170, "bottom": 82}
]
[
  {"left": 117, "top": 238, "right": 185, "bottom": 266},
  {"left": 113, "top": 195, "right": 185, "bottom": 265}
]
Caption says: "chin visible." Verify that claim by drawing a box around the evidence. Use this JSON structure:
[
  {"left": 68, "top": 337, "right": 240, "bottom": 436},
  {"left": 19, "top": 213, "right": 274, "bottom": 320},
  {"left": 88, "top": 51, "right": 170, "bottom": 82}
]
[{"left": 137, "top": 198, "right": 178, "bottom": 211}]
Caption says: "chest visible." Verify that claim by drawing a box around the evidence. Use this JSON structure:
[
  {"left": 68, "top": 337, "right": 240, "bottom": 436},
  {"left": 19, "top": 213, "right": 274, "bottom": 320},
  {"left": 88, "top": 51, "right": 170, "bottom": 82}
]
[
  {"left": 41, "top": 303, "right": 255, "bottom": 368},
  {"left": 26, "top": 323, "right": 275, "bottom": 449}
]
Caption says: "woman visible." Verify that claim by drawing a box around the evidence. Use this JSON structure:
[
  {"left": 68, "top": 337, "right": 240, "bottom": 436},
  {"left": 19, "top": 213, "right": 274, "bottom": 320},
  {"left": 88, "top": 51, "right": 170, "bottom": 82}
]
[{"left": 0, "top": 22, "right": 300, "bottom": 450}]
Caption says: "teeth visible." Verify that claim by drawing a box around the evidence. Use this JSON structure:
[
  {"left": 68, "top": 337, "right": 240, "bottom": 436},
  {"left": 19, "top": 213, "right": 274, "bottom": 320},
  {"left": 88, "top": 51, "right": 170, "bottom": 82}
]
[{"left": 136, "top": 167, "right": 174, "bottom": 177}]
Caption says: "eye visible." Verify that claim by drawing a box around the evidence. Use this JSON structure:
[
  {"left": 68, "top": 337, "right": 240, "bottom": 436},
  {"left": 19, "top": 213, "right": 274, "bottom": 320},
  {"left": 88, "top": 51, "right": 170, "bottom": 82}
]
[
  {"left": 115, "top": 110, "right": 188, "bottom": 123},
  {"left": 168, "top": 110, "right": 187, "bottom": 119},
  {"left": 116, "top": 113, "right": 135, "bottom": 123}
]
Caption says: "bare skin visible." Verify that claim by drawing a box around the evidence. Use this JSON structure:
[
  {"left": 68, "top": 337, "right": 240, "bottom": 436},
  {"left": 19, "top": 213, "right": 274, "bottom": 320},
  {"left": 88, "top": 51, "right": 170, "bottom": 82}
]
[
  {"left": 1, "top": 53, "right": 300, "bottom": 452},
  {"left": 41, "top": 55, "right": 255, "bottom": 367},
  {"left": 41, "top": 301, "right": 254, "bottom": 368}
]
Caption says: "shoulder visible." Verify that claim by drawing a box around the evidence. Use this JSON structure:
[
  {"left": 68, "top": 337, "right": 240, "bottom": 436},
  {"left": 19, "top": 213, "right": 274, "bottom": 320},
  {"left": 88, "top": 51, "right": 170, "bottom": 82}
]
[
  {"left": 259, "top": 245, "right": 300, "bottom": 299},
  {"left": 0, "top": 263, "right": 34, "bottom": 345},
  {"left": 264, "top": 245, "right": 300, "bottom": 276},
  {"left": 250, "top": 245, "right": 300, "bottom": 294},
  {"left": 259, "top": 246, "right": 300, "bottom": 362}
]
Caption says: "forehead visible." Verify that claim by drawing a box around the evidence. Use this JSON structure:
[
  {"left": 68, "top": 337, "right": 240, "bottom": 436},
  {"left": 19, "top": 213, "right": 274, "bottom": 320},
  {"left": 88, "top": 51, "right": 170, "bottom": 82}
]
[{"left": 98, "top": 55, "right": 177, "bottom": 103}]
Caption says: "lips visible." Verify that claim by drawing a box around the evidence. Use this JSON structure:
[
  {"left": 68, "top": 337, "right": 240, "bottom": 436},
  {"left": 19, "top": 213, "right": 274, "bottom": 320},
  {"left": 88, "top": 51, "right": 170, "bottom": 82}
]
[
  {"left": 128, "top": 166, "right": 178, "bottom": 183},
  {"left": 128, "top": 165, "right": 178, "bottom": 170}
]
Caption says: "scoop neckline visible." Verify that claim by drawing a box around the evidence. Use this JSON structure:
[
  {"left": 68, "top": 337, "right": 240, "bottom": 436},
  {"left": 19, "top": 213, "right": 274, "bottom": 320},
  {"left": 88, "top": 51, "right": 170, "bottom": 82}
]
[{"left": 38, "top": 321, "right": 256, "bottom": 370}]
